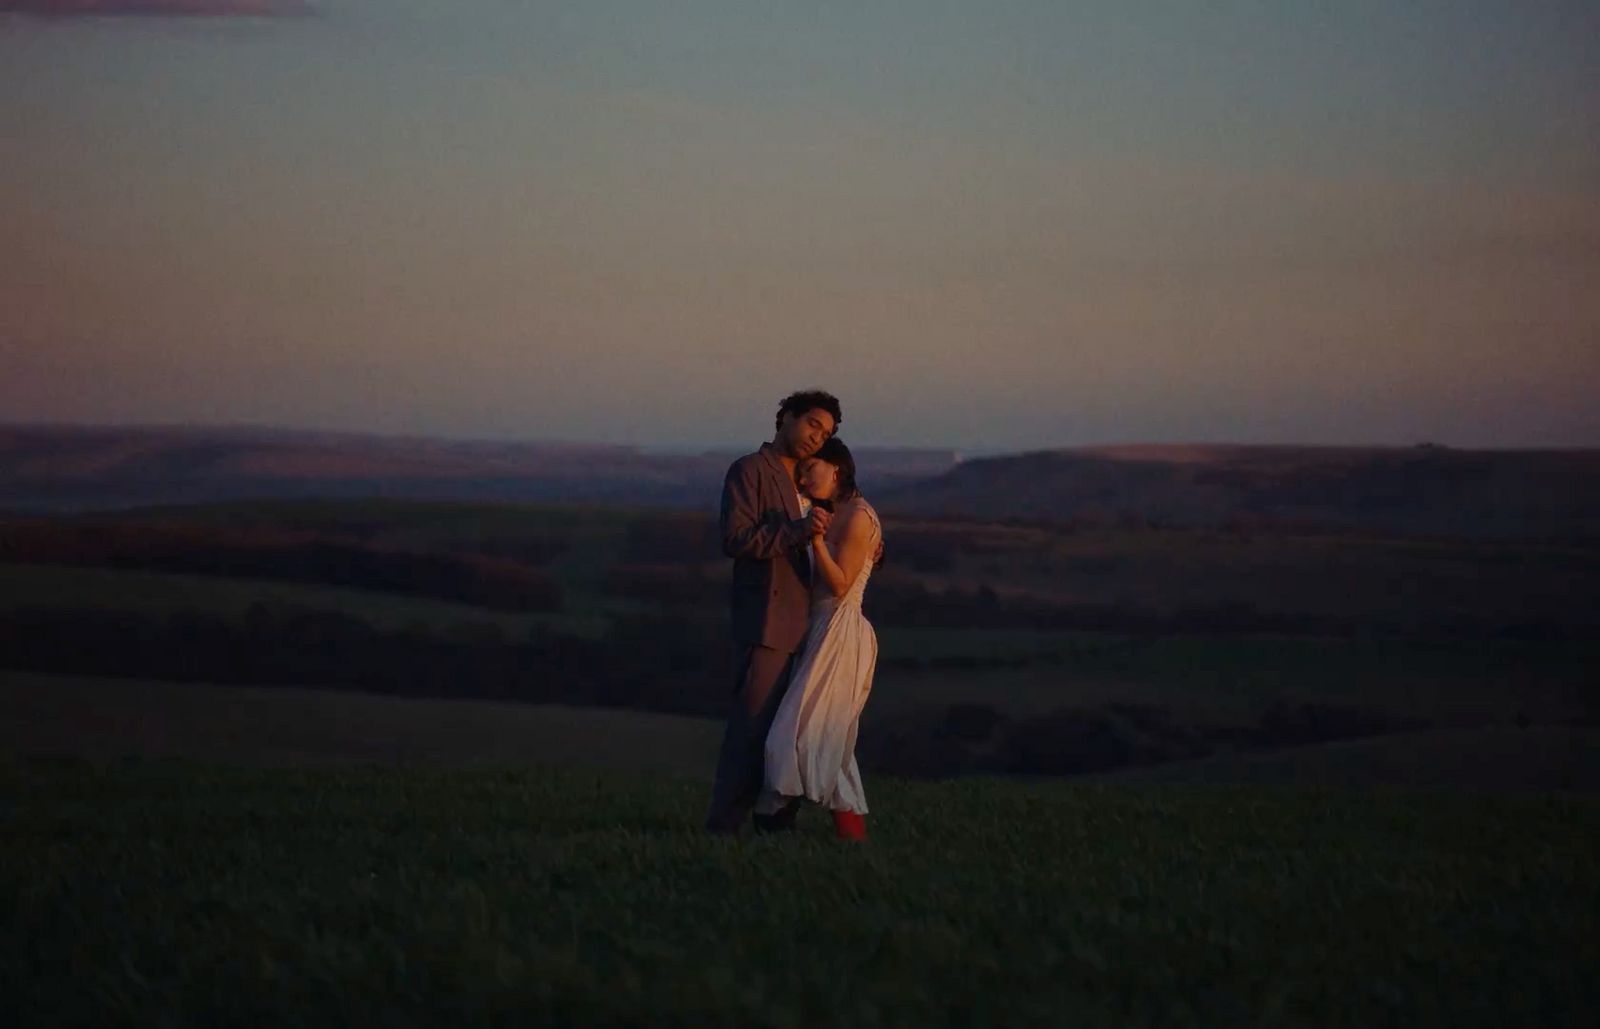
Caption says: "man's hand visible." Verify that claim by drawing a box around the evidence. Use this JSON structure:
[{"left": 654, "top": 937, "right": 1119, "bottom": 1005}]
[
  {"left": 872, "top": 538, "right": 885, "bottom": 565},
  {"left": 805, "top": 507, "right": 832, "bottom": 537}
]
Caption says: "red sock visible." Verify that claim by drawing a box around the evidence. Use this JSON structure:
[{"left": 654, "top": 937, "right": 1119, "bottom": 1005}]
[{"left": 832, "top": 809, "right": 867, "bottom": 841}]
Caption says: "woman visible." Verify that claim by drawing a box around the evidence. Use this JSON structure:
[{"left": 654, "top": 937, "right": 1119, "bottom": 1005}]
[{"left": 758, "top": 437, "right": 883, "bottom": 841}]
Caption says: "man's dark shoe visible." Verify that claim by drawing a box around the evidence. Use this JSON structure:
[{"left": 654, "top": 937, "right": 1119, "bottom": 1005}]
[{"left": 751, "top": 798, "right": 802, "bottom": 834}]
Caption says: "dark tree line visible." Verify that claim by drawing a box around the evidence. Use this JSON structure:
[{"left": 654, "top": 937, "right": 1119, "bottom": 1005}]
[
  {"left": 0, "top": 522, "right": 563, "bottom": 613},
  {"left": 864, "top": 579, "right": 1591, "bottom": 641},
  {"left": 1, "top": 604, "right": 729, "bottom": 717}
]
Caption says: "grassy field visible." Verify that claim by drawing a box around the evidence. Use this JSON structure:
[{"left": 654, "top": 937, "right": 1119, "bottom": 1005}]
[
  {"left": 6, "top": 671, "right": 1597, "bottom": 793},
  {"left": 870, "top": 633, "right": 1595, "bottom": 727},
  {"left": 2, "top": 756, "right": 1596, "bottom": 1026},
  {"left": 30, "top": 498, "right": 1600, "bottom": 633},
  {"left": 90, "top": 496, "right": 645, "bottom": 602},
  {"left": 98, "top": 496, "right": 645, "bottom": 544},
  {"left": 884, "top": 518, "right": 1600, "bottom": 631},
  {"left": 0, "top": 561, "right": 611, "bottom": 639},
  {"left": 5, "top": 498, "right": 1594, "bottom": 786},
  {"left": 1094, "top": 725, "right": 1600, "bottom": 792},
  {"left": 0, "top": 672, "right": 723, "bottom": 775},
  {"left": 6, "top": 557, "right": 1592, "bottom": 729}
]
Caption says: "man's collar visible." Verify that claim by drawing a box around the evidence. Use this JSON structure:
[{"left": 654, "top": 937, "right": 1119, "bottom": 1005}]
[
  {"left": 758, "top": 441, "right": 787, "bottom": 469},
  {"left": 758, "top": 443, "right": 803, "bottom": 521}
]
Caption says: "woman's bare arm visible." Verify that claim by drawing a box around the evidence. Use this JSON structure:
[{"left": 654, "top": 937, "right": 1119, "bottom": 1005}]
[{"left": 811, "top": 503, "right": 873, "bottom": 598}]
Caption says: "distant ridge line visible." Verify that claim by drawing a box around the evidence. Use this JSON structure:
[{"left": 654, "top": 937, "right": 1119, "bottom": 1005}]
[{"left": 2, "top": 423, "right": 1595, "bottom": 537}]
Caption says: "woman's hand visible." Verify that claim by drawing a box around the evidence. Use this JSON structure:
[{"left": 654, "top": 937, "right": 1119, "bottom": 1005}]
[
  {"left": 805, "top": 507, "right": 832, "bottom": 537},
  {"left": 809, "top": 504, "right": 872, "bottom": 598}
]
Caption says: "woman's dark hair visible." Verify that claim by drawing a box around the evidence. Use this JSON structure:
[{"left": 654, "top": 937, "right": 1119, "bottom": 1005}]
[
  {"left": 775, "top": 389, "right": 842, "bottom": 436},
  {"left": 810, "top": 436, "right": 860, "bottom": 504},
  {"left": 803, "top": 436, "right": 885, "bottom": 569}
]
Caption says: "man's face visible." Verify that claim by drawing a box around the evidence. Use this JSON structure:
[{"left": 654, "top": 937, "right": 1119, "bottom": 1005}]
[{"left": 779, "top": 407, "right": 836, "bottom": 460}]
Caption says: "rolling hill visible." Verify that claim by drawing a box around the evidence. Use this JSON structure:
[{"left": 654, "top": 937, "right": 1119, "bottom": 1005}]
[
  {"left": 7, "top": 424, "right": 1596, "bottom": 539},
  {"left": 0, "top": 423, "right": 959, "bottom": 512},
  {"left": 877, "top": 443, "right": 1600, "bottom": 539}
]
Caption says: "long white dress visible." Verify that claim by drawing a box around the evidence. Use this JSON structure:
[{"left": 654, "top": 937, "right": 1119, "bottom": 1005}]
[{"left": 761, "top": 500, "right": 882, "bottom": 815}]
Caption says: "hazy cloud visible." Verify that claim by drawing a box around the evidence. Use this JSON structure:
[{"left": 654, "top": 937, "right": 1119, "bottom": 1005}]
[{"left": 1, "top": 1, "right": 311, "bottom": 17}]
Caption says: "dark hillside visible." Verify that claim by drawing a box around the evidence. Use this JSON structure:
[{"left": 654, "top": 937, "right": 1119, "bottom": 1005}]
[{"left": 881, "top": 444, "right": 1600, "bottom": 539}]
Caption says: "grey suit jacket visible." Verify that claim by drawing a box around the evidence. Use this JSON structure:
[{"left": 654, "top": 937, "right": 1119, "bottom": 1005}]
[{"left": 721, "top": 443, "right": 813, "bottom": 653}]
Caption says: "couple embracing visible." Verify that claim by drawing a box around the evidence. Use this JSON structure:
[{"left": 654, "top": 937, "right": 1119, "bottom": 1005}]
[{"left": 704, "top": 390, "right": 884, "bottom": 841}]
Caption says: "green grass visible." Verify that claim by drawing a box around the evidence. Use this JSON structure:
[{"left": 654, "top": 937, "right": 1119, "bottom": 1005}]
[
  {"left": 6, "top": 671, "right": 1595, "bottom": 794},
  {"left": 1, "top": 672, "right": 723, "bottom": 774},
  {"left": 871, "top": 633, "right": 1596, "bottom": 726},
  {"left": 1094, "top": 725, "right": 1600, "bottom": 792},
  {"left": 2, "top": 759, "right": 1595, "bottom": 1027}
]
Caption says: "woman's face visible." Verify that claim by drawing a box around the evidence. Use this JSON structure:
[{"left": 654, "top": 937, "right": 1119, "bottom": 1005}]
[{"left": 798, "top": 457, "right": 839, "bottom": 500}]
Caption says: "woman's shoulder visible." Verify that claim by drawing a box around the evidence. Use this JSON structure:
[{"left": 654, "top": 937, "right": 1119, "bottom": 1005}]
[{"left": 837, "top": 497, "right": 880, "bottom": 534}]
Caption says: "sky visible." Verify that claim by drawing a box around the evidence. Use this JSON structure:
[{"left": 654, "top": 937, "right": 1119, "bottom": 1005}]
[{"left": 2, "top": 0, "right": 1597, "bottom": 451}]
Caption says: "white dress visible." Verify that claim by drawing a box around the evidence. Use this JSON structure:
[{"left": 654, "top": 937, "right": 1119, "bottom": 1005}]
[{"left": 761, "top": 500, "right": 882, "bottom": 815}]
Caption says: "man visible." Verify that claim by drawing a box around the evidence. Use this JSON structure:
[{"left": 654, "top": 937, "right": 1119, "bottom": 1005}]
[{"left": 703, "top": 389, "right": 840, "bottom": 835}]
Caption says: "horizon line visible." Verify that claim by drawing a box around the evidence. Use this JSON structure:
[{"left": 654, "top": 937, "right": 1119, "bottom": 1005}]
[{"left": 3, "top": 418, "right": 1596, "bottom": 457}]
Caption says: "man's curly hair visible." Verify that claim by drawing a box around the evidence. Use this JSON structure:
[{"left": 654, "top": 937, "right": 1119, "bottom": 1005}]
[{"left": 774, "top": 389, "right": 842, "bottom": 436}]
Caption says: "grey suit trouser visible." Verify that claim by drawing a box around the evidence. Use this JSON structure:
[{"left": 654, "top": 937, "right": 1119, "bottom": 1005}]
[{"left": 704, "top": 644, "right": 799, "bottom": 833}]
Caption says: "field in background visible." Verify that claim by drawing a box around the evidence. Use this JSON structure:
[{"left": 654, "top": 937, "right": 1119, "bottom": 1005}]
[
  {"left": 0, "top": 561, "right": 610, "bottom": 638},
  {"left": 2, "top": 497, "right": 1595, "bottom": 785},
  {"left": 4, "top": 559, "right": 1589, "bottom": 725},
  {"left": 7, "top": 671, "right": 1597, "bottom": 794},
  {"left": 0, "top": 672, "right": 722, "bottom": 775}
]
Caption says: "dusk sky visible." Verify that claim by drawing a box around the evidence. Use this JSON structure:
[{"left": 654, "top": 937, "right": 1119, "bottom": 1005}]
[{"left": 3, "top": 1, "right": 1596, "bottom": 451}]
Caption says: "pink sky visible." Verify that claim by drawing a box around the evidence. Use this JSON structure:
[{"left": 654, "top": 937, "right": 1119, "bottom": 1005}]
[{"left": 2, "top": 2, "right": 1596, "bottom": 449}]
